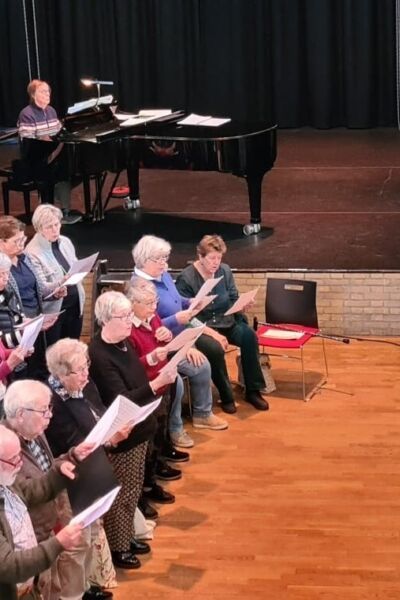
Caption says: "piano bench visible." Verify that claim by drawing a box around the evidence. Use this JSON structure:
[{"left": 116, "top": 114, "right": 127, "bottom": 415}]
[
  {"left": 0, "top": 164, "right": 39, "bottom": 219},
  {"left": 111, "top": 185, "right": 130, "bottom": 198}
]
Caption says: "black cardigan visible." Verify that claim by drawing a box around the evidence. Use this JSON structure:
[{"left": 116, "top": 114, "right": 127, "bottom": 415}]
[
  {"left": 45, "top": 379, "right": 106, "bottom": 458},
  {"left": 88, "top": 333, "right": 156, "bottom": 452}
]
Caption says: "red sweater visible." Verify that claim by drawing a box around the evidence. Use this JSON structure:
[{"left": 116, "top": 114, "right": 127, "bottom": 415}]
[
  {"left": 128, "top": 314, "right": 168, "bottom": 383},
  {"left": 0, "top": 341, "right": 12, "bottom": 383}
]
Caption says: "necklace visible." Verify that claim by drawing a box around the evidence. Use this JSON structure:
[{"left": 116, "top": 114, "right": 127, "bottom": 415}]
[{"left": 101, "top": 332, "right": 128, "bottom": 351}]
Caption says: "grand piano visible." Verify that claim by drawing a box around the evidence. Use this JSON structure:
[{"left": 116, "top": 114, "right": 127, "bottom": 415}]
[{"left": 59, "top": 105, "right": 277, "bottom": 235}]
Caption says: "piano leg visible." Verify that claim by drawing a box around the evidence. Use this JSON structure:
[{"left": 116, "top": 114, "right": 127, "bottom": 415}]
[
  {"left": 82, "top": 177, "right": 92, "bottom": 217},
  {"left": 126, "top": 163, "right": 141, "bottom": 209},
  {"left": 243, "top": 173, "right": 264, "bottom": 235}
]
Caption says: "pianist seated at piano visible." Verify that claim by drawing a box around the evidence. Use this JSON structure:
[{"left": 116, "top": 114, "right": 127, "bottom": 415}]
[
  {"left": 175, "top": 235, "right": 269, "bottom": 413},
  {"left": 17, "top": 79, "right": 81, "bottom": 225}
]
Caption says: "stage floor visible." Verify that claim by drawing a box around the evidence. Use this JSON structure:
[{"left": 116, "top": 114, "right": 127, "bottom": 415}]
[{"left": 2, "top": 128, "right": 400, "bottom": 270}]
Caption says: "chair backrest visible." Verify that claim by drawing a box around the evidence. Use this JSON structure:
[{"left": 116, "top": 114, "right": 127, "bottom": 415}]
[{"left": 265, "top": 278, "right": 318, "bottom": 327}]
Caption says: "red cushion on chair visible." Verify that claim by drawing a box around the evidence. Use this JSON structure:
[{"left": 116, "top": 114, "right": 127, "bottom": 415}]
[
  {"left": 257, "top": 323, "right": 319, "bottom": 349},
  {"left": 111, "top": 185, "right": 130, "bottom": 197}
]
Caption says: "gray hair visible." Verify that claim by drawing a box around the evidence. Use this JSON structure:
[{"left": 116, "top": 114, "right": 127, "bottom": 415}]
[
  {"left": 132, "top": 235, "right": 171, "bottom": 269},
  {"left": 32, "top": 204, "right": 63, "bottom": 232},
  {"left": 46, "top": 338, "right": 89, "bottom": 378},
  {"left": 95, "top": 290, "right": 131, "bottom": 325},
  {"left": 126, "top": 278, "right": 157, "bottom": 303},
  {"left": 3, "top": 380, "right": 51, "bottom": 418},
  {"left": 0, "top": 252, "right": 12, "bottom": 271}
]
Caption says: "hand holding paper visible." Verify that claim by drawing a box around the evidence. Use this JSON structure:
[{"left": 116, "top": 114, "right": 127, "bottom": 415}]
[
  {"left": 189, "top": 276, "right": 222, "bottom": 309},
  {"left": 84, "top": 395, "right": 161, "bottom": 450}
]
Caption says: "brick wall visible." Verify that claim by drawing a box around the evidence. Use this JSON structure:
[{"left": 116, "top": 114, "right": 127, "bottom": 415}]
[
  {"left": 83, "top": 270, "right": 400, "bottom": 338},
  {"left": 232, "top": 271, "right": 400, "bottom": 336}
]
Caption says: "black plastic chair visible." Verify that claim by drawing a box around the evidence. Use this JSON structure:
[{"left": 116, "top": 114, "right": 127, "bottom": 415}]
[{"left": 257, "top": 278, "right": 328, "bottom": 401}]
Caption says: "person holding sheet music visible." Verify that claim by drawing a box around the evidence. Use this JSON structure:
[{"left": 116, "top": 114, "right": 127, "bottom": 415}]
[
  {"left": 126, "top": 279, "right": 191, "bottom": 516},
  {"left": 126, "top": 278, "right": 194, "bottom": 451},
  {"left": 17, "top": 79, "right": 81, "bottom": 225},
  {"left": 25, "top": 204, "right": 85, "bottom": 344},
  {"left": 176, "top": 234, "right": 269, "bottom": 413},
  {"left": 2, "top": 379, "right": 111, "bottom": 600},
  {"left": 0, "top": 216, "right": 59, "bottom": 380},
  {"left": 0, "top": 253, "right": 30, "bottom": 412},
  {"left": 131, "top": 235, "right": 228, "bottom": 431},
  {"left": 89, "top": 292, "right": 177, "bottom": 570}
]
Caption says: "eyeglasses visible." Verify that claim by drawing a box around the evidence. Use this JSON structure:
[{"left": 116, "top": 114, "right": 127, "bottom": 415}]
[
  {"left": 69, "top": 360, "right": 91, "bottom": 375},
  {"left": 22, "top": 405, "right": 53, "bottom": 418},
  {"left": 149, "top": 255, "right": 170, "bottom": 264},
  {"left": 112, "top": 312, "right": 133, "bottom": 322},
  {"left": 0, "top": 453, "right": 23, "bottom": 468},
  {"left": 138, "top": 297, "right": 158, "bottom": 307},
  {"left": 4, "top": 235, "right": 27, "bottom": 247}
]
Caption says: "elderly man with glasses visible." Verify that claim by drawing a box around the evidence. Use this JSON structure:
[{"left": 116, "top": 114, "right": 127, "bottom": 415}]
[
  {"left": 0, "top": 421, "right": 84, "bottom": 600},
  {"left": 2, "top": 379, "right": 109, "bottom": 600}
]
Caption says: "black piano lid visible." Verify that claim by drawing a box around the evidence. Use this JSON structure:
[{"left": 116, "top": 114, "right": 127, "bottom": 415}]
[{"left": 133, "top": 119, "right": 277, "bottom": 142}]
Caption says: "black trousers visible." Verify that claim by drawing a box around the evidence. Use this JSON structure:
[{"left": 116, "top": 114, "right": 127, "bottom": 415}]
[
  {"left": 46, "top": 302, "right": 82, "bottom": 347},
  {"left": 196, "top": 321, "right": 266, "bottom": 405}
]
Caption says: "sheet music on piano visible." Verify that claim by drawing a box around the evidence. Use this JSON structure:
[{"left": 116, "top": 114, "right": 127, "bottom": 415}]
[{"left": 67, "top": 95, "right": 114, "bottom": 115}]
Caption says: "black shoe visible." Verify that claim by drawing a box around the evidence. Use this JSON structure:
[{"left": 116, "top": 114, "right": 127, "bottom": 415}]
[
  {"left": 138, "top": 496, "right": 159, "bottom": 518},
  {"left": 111, "top": 550, "right": 141, "bottom": 569},
  {"left": 130, "top": 538, "right": 151, "bottom": 555},
  {"left": 221, "top": 401, "right": 237, "bottom": 414},
  {"left": 163, "top": 447, "right": 190, "bottom": 463},
  {"left": 143, "top": 483, "right": 175, "bottom": 504},
  {"left": 156, "top": 463, "right": 182, "bottom": 481},
  {"left": 83, "top": 586, "right": 113, "bottom": 599},
  {"left": 245, "top": 391, "right": 269, "bottom": 411}
]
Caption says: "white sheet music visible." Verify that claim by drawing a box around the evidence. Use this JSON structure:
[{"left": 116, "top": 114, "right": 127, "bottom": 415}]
[
  {"left": 261, "top": 328, "right": 303, "bottom": 340},
  {"left": 139, "top": 109, "right": 172, "bottom": 117},
  {"left": 68, "top": 252, "right": 99, "bottom": 277},
  {"left": 70, "top": 486, "right": 121, "bottom": 527},
  {"left": 159, "top": 340, "right": 194, "bottom": 373},
  {"left": 67, "top": 95, "right": 114, "bottom": 115},
  {"left": 177, "top": 114, "right": 231, "bottom": 127},
  {"left": 19, "top": 316, "right": 44, "bottom": 351},
  {"left": 224, "top": 288, "right": 259, "bottom": 316},
  {"left": 84, "top": 395, "right": 161, "bottom": 450},
  {"left": 190, "top": 276, "right": 222, "bottom": 309},
  {"left": 163, "top": 325, "right": 205, "bottom": 354}
]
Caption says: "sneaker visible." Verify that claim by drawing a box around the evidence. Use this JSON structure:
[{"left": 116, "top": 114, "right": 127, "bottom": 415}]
[
  {"left": 170, "top": 430, "right": 194, "bottom": 448},
  {"left": 61, "top": 210, "right": 82, "bottom": 225},
  {"left": 192, "top": 413, "right": 228, "bottom": 430}
]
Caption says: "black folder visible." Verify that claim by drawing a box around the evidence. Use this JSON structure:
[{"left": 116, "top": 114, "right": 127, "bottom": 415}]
[{"left": 66, "top": 446, "right": 119, "bottom": 516}]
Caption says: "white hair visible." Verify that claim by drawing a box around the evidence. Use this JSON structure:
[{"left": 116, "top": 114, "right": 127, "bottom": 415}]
[
  {"left": 95, "top": 290, "right": 131, "bottom": 325},
  {"left": 126, "top": 278, "right": 157, "bottom": 303},
  {"left": 0, "top": 252, "right": 12, "bottom": 271},
  {"left": 31, "top": 204, "right": 63, "bottom": 232},
  {"left": 46, "top": 337, "right": 89, "bottom": 378},
  {"left": 132, "top": 235, "right": 171, "bottom": 269},
  {"left": 3, "top": 380, "right": 51, "bottom": 418}
]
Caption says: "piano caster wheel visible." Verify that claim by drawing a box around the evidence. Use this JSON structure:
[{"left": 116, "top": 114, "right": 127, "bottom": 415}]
[
  {"left": 124, "top": 198, "right": 141, "bottom": 210},
  {"left": 243, "top": 223, "right": 261, "bottom": 236}
]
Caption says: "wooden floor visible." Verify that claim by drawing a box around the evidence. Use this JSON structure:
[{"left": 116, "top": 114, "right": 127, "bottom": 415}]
[{"left": 112, "top": 338, "right": 400, "bottom": 600}]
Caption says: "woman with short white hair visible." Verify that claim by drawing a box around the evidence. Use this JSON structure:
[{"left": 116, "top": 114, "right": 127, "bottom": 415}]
[
  {"left": 89, "top": 291, "right": 177, "bottom": 570},
  {"left": 25, "top": 203, "right": 85, "bottom": 344}
]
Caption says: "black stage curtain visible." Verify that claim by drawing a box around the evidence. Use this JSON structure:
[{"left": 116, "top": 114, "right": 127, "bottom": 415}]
[{"left": 0, "top": 0, "right": 396, "bottom": 128}]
